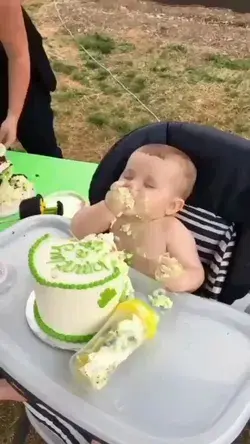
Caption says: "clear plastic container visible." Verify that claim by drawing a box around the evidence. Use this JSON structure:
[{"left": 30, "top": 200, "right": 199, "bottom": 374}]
[
  {"left": 0, "top": 261, "right": 16, "bottom": 295},
  {"left": 70, "top": 299, "right": 159, "bottom": 390},
  {"left": 0, "top": 261, "right": 7, "bottom": 285}
]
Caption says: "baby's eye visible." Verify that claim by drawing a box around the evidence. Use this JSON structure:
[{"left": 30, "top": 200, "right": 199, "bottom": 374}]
[
  {"left": 144, "top": 182, "right": 156, "bottom": 189},
  {"left": 123, "top": 172, "right": 134, "bottom": 180}
]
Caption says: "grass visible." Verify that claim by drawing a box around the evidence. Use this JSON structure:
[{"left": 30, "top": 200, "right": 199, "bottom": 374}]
[
  {"left": 78, "top": 33, "right": 116, "bottom": 54},
  {"left": 50, "top": 37, "right": 250, "bottom": 161},
  {"left": 40, "top": 8, "right": 249, "bottom": 162},
  {"left": 206, "top": 54, "right": 250, "bottom": 70}
]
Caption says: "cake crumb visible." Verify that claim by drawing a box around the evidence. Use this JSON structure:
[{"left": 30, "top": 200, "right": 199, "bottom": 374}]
[
  {"left": 120, "top": 224, "right": 131, "bottom": 234},
  {"left": 148, "top": 288, "right": 173, "bottom": 309},
  {"left": 110, "top": 218, "right": 117, "bottom": 229}
]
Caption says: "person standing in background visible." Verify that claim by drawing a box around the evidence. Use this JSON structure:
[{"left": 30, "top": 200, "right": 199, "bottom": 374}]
[{"left": 0, "top": 0, "right": 62, "bottom": 157}]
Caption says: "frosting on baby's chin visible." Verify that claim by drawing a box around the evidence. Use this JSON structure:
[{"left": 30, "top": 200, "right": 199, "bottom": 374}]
[{"left": 120, "top": 196, "right": 149, "bottom": 220}]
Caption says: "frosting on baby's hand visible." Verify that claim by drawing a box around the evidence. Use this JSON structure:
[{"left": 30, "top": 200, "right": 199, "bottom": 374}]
[
  {"left": 105, "top": 182, "right": 135, "bottom": 218},
  {"left": 116, "top": 186, "right": 135, "bottom": 212},
  {"left": 155, "top": 253, "right": 183, "bottom": 283}
]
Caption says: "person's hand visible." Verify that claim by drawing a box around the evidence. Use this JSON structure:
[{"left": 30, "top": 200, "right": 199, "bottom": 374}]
[
  {"left": 105, "top": 181, "right": 135, "bottom": 218},
  {"left": 155, "top": 253, "right": 183, "bottom": 283},
  {"left": 0, "top": 115, "right": 18, "bottom": 147}
]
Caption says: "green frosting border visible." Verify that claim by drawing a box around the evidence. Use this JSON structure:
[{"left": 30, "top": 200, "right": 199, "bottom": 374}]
[
  {"left": 29, "top": 234, "right": 121, "bottom": 289},
  {"left": 34, "top": 302, "right": 95, "bottom": 344}
]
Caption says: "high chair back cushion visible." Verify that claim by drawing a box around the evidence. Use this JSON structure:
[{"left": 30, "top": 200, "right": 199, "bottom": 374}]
[{"left": 89, "top": 122, "right": 250, "bottom": 304}]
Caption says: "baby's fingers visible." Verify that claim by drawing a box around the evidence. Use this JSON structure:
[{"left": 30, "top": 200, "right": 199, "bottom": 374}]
[
  {"left": 160, "top": 255, "right": 178, "bottom": 266},
  {"left": 155, "top": 266, "right": 171, "bottom": 281}
]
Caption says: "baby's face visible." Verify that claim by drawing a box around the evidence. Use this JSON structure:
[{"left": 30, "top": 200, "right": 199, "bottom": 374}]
[{"left": 119, "top": 152, "right": 184, "bottom": 219}]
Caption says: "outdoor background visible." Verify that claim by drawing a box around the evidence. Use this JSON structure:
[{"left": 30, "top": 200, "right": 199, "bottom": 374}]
[
  {"left": 18, "top": 0, "right": 250, "bottom": 162},
  {"left": 0, "top": 0, "right": 250, "bottom": 442}
]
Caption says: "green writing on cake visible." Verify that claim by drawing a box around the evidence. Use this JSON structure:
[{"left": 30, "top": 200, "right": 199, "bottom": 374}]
[
  {"left": 81, "top": 240, "right": 103, "bottom": 252},
  {"left": 29, "top": 234, "right": 122, "bottom": 290},
  {"left": 56, "top": 260, "right": 106, "bottom": 274},
  {"left": 76, "top": 248, "right": 88, "bottom": 259},
  {"left": 60, "top": 243, "right": 75, "bottom": 252},
  {"left": 98, "top": 288, "right": 117, "bottom": 308},
  {"left": 49, "top": 240, "right": 111, "bottom": 274}
]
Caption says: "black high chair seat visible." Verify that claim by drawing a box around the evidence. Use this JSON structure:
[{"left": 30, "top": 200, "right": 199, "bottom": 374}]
[{"left": 89, "top": 122, "right": 250, "bottom": 305}]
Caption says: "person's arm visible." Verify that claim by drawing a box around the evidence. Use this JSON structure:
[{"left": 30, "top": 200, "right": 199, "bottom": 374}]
[
  {"left": 156, "top": 219, "right": 204, "bottom": 293},
  {"left": 0, "top": 1, "right": 30, "bottom": 145},
  {"left": 71, "top": 201, "right": 115, "bottom": 239}
]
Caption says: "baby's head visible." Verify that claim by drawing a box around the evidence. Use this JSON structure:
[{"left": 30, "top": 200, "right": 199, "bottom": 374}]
[{"left": 119, "top": 144, "right": 197, "bottom": 219}]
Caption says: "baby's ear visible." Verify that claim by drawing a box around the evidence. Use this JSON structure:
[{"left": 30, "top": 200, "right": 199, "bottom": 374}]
[
  {"left": 165, "top": 198, "right": 184, "bottom": 215},
  {"left": 175, "top": 198, "right": 184, "bottom": 213}
]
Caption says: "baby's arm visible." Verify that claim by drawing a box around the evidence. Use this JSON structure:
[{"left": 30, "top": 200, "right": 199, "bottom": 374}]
[
  {"left": 156, "top": 218, "right": 204, "bottom": 293},
  {"left": 71, "top": 201, "right": 115, "bottom": 239},
  {"left": 71, "top": 182, "right": 132, "bottom": 239},
  {"left": 71, "top": 181, "right": 134, "bottom": 239}
]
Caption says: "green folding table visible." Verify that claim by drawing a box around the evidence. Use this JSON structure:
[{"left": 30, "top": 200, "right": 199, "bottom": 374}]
[{"left": 0, "top": 151, "right": 98, "bottom": 231}]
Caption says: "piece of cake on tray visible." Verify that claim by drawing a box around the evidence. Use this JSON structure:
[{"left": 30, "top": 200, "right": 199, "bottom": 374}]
[{"left": 28, "top": 233, "right": 134, "bottom": 344}]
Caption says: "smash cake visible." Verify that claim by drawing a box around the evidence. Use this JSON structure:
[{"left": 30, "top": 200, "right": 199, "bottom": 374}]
[
  {"left": 28, "top": 233, "right": 134, "bottom": 344},
  {"left": 0, "top": 144, "right": 34, "bottom": 216},
  {"left": 0, "top": 143, "right": 13, "bottom": 179}
]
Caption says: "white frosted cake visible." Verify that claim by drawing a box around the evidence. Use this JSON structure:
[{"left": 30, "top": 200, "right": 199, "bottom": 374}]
[
  {"left": 0, "top": 143, "right": 12, "bottom": 178},
  {"left": 28, "top": 233, "right": 134, "bottom": 343},
  {"left": 0, "top": 144, "right": 34, "bottom": 217}
]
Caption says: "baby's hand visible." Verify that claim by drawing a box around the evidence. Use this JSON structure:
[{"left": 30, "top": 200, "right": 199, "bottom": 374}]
[
  {"left": 105, "top": 181, "right": 135, "bottom": 218},
  {"left": 155, "top": 253, "right": 183, "bottom": 283}
]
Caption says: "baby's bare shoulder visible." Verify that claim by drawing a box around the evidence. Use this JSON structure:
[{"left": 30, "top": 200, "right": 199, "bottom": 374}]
[
  {"left": 163, "top": 216, "right": 194, "bottom": 239},
  {"left": 163, "top": 216, "right": 186, "bottom": 230}
]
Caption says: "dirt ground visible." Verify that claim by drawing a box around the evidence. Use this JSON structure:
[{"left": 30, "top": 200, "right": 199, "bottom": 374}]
[{"left": 0, "top": 0, "right": 250, "bottom": 442}]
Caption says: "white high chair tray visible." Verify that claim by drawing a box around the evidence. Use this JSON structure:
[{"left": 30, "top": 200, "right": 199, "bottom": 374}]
[{"left": 0, "top": 215, "right": 249, "bottom": 444}]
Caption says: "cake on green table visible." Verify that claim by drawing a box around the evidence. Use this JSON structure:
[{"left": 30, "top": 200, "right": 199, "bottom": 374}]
[
  {"left": 0, "top": 144, "right": 34, "bottom": 217},
  {"left": 28, "top": 233, "right": 134, "bottom": 343}
]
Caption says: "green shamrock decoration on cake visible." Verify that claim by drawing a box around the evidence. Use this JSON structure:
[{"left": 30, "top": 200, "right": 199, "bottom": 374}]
[{"left": 98, "top": 288, "right": 117, "bottom": 308}]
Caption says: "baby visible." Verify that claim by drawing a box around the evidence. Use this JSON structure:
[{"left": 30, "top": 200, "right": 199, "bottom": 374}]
[{"left": 71, "top": 144, "right": 204, "bottom": 293}]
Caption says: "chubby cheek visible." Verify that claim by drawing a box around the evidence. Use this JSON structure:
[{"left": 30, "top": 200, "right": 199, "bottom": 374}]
[
  {"left": 132, "top": 190, "right": 150, "bottom": 216},
  {"left": 134, "top": 193, "right": 159, "bottom": 218},
  {"left": 149, "top": 194, "right": 168, "bottom": 218}
]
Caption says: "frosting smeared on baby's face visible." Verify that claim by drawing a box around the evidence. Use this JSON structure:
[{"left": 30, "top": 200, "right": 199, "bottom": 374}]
[{"left": 119, "top": 151, "right": 186, "bottom": 220}]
